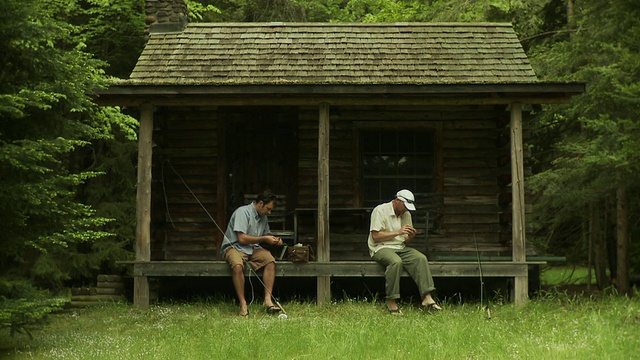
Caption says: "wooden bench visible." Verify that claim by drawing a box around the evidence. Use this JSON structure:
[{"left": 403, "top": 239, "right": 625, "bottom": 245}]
[
  {"left": 120, "top": 260, "right": 545, "bottom": 278},
  {"left": 119, "top": 258, "right": 547, "bottom": 307},
  {"left": 434, "top": 256, "right": 566, "bottom": 263}
]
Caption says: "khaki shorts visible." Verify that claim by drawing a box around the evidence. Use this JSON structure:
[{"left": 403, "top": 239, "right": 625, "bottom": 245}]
[{"left": 224, "top": 247, "right": 275, "bottom": 271}]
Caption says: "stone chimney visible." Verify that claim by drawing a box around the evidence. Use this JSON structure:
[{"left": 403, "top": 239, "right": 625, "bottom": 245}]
[{"left": 145, "top": 0, "right": 188, "bottom": 37}]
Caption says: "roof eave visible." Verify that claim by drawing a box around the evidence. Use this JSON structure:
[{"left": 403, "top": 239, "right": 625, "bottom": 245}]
[{"left": 94, "top": 82, "right": 585, "bottom": 107}]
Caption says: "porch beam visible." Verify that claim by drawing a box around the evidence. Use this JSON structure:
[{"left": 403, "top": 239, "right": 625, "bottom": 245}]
[
  {"left": 510, "top": 102, "right": 528, "bottom": 306},
  {"left": 134, "top": 103, "right": 154, "bottom": 309},
  {"left": 95, "top": 95, "right": 579, "bottom": 108},
  {"left": 124, "top": 260, "right": 544, "bottom": 278},
  {"left": 317, "top": 102, "right": 331, "bottom": 305},
  {"left": 96, "top": 82, "right": 586, "bottom": 99}
]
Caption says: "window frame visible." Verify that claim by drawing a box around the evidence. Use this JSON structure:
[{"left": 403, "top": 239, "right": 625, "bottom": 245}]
[{"left": 356, "top": 122, "right": 443, "bottom": 208}]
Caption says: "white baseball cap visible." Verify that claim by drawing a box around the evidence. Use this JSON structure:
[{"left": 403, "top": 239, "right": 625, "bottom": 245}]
[{"left": 396, "top": 189, "right": 416, "bottom": 211}]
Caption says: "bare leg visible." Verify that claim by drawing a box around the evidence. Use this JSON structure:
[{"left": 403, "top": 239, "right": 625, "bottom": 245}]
[
  {"left": 231, "top": 264, "right": 248, "bottom": 315},
  {"left": 262, "top": 262, "right": 277, "bottom": 308}
]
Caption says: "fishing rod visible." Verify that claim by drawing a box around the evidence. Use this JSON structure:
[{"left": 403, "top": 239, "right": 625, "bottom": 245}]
[
  {"left": 473, "top": 227, "right": 491, "bottom": 320},
  {"left": 470, "top": 213, "right": 491, "bottom": 320},
  {"left": 165, "top": 160, "right": 289, "bottom": 319}
]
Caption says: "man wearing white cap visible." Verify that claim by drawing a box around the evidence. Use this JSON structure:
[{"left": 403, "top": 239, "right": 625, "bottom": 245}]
[{"left": 367, "top": 189, "right": 441, "bottom": 314}]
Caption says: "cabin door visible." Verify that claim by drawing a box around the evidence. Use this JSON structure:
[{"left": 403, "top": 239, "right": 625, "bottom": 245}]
[{"left": 224, "top": 107, "right": 297, "bottom": 216}]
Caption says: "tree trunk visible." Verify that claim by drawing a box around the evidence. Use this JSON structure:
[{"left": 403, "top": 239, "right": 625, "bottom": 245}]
[
  {"left": 616, "top": 187, "right": 631, "bottom": 296},
  {"left": 567, "top": 0, "right": 576, "bottom": 30},
  {"left": 590, "top": 202, "right": 609, "bottom": 290},
  {"left": 585, "top": 216, "right": 591, "bottom": 293},
  {"left": 606, "top": 195, "right": 618, "bottom": 283}
]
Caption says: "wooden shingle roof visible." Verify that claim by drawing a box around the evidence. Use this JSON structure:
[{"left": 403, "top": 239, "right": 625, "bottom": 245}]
[{"left": 127, "top": 22, "right": 538, "bottom": 85}]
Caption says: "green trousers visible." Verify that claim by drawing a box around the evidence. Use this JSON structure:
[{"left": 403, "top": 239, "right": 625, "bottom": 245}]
[{"left": 372, "top": 247, "right": 436, "bottom": 300}]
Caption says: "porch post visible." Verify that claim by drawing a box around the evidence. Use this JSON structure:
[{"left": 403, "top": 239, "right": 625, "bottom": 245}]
[
  {"left": 510, "top": 102, "right": 528, "bottom": 306},
  {"left": 317, "top": 102, "right": 331, "bottom": 305},
  {"left": 134, "top": 103, "right": 154, "bottom": 309}
]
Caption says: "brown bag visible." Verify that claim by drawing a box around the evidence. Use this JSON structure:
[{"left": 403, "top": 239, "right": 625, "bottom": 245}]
[{"left": 286, "top": 244, "right": 315, "bottom": 262}]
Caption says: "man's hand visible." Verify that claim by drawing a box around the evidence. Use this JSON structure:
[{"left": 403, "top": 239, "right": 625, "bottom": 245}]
[
  {"left": 399, "top": 225, "right": 416, "bottom": 236},
  {"left": 237, "top": 233, "right": 283, "bottom": 246},
  {"left": 371, "top": 225, "right": 416, "bottom": 243},
  {"left": 266, "top": 235, "right": 283, "bottom": 246}
]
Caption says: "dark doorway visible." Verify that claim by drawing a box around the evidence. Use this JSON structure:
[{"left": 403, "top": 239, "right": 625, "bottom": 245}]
[{"left": 224, "top": 106, "right": 298, "bottom": 218}]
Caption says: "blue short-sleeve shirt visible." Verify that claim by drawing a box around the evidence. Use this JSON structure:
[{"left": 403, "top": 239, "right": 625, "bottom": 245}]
[{"left": 221, "top": 203, "right": 271, "bottom": 255}]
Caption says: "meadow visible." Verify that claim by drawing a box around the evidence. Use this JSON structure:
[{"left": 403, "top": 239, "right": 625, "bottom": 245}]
[{"left": 1, "top": 267, "right": 639, "bottom": 360}]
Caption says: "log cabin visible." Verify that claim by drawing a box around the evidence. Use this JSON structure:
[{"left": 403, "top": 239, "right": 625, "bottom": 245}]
[{"left": 95, "top": 0, "right": 584, "bottom": 308}]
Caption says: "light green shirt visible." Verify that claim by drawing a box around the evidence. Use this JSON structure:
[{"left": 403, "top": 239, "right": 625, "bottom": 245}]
[{"left": 367, "top": 201, "right": 413, "bottom": 257}]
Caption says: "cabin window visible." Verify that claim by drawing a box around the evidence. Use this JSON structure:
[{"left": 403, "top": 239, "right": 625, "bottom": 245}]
[{"left": 361, "top": 129, "right": 436, "bottom": 207}]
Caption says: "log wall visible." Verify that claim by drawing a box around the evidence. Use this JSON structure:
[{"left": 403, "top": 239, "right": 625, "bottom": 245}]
[
  {"left": 149, "top": 104, "right": 522, "bottom": 262},
  {"left": 152, "top": 107, "right": 221, "bottom": 260},
  {"left": 296, "top": 105, "right": 515, "bottom": 260}
]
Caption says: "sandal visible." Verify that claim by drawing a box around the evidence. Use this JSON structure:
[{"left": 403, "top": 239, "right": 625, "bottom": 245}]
[
  {"left": 388, "top": 308, "right": 403, "bottom": 315},
  {"left": 265, "top": 305, "right": 282, "bottom": 314},
  {"left": 239, "top": 309, "right": 249, "bottom": 317},
  {"left": 423, "top": 302, "right": 442, "bottom": 311}
]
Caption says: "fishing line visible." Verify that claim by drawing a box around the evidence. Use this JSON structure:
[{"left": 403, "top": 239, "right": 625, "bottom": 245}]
[
  {"left": 165, "top": 160, "right": 226, "bottom": 236},
  {"left": 161, "top": 160, "right": 175, "bottom": 228},
  {"left": 246, "top": 264, "right": 255, "bottom": 307},
  {"left": 165, "top": 160, "right": 285, "bottom": 315},
  {"left": 243, "top": 259, "right": 288, "bottom": 317},
  {"left": 472, "top": 217, "right": 491, "bottom": 320}
]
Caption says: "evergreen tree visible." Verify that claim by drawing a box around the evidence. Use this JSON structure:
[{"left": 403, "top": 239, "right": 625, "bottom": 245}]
[
  {"left": 527, "top": 0, "right": 640, "bottom": 294},
  {"left": 0, "top": 0, "right": 137, "bottom": 289}
]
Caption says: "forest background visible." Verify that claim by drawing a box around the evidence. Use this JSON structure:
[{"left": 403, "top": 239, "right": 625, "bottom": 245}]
[{"left": 1, "top": 0, "right": 638, "bottom": 334}]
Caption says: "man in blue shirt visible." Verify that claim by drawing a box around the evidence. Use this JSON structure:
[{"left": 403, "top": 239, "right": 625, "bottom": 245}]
[{"left": 221, "top": 190, "right": 284, "bottom": 317}]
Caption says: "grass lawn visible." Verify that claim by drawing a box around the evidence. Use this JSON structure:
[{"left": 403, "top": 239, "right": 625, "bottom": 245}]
[
  {"left": 540, "top": 265, "right": 601, "bottom": 286},
  {"left": 2, "top": 291, "right": 639, "bottom": 360}
]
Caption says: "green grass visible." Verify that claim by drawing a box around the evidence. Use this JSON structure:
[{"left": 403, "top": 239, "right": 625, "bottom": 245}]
[
  {"left": 2, "top": 293, "right": 639, "bottom": 359},
  {"left": 540, "top": 265, "right": 603, "bottom": 286}
]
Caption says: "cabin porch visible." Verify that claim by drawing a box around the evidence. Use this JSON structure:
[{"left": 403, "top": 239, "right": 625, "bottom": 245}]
[
  {"left": 121, "top": 101, "right": 555, "bottom": 309},
  {"left": 95, "top": 22, "right": 584, "bottom": 309}
]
